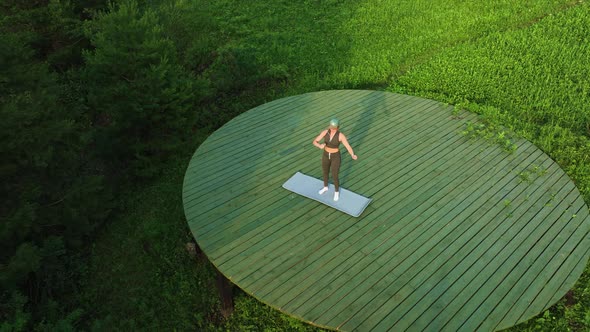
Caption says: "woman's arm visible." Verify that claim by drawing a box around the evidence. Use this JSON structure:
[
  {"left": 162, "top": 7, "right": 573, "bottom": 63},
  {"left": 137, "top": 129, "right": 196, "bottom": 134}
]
[
  {"left": 340, "top": 134, "right": 358, "bottom": 160},
  {"left": 312, "top": 130, "right": 328, "bottom": 149}
]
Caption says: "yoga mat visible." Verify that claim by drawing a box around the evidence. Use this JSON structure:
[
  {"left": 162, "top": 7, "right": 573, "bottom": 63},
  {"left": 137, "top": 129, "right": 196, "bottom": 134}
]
[{"left": 282, "top": 172, "right": 372, "bottom": 217}]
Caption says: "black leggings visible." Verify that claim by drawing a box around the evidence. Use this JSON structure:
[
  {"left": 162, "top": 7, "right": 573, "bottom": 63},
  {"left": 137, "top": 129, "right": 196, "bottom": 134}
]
[{"left": 322, "top": 151, "right": 341, "bottom": 192}]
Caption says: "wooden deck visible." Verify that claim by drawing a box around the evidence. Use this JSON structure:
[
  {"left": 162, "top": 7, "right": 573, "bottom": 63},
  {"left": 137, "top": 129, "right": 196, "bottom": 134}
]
[{"left": 183, "top": 90, "right": 590, "bottom": 331}]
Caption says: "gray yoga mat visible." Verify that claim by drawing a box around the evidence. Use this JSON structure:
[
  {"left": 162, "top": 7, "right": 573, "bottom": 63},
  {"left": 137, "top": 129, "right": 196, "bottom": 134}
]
[{"left": 282, "top": 172, "right": 372, "bottom": 217}]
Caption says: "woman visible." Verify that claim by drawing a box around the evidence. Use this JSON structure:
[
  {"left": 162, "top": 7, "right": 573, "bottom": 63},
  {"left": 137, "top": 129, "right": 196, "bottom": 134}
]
[{"left": 312, "top": 118, "right": 358, "bottom": 201}]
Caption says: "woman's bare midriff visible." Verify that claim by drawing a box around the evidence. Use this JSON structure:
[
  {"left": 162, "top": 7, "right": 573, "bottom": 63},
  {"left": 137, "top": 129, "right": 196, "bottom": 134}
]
[{"left": 324, "top": 147, "right": 340, "bottom": 153}]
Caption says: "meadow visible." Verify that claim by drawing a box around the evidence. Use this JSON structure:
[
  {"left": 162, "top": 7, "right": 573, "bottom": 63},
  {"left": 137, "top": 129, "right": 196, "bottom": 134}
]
[{"left": 3, "top": 0, "right": 589, "bottom": 330}]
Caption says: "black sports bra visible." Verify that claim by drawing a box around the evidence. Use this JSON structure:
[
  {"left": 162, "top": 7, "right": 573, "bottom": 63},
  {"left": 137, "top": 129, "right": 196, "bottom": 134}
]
[{"left": 324, "top": 130, "right": 340, "bottom": 149}]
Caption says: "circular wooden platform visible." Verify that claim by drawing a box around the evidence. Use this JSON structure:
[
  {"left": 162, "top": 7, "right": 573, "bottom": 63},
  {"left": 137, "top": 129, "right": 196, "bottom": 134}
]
[{"left": 183, "top": 90, "right": 590, "bottom": 331}]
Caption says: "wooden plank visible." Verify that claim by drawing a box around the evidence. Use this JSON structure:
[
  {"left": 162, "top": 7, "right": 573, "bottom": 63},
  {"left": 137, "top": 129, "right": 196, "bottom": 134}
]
[
  {"left": 255, "top": 136, "right": 500, "bottom": 301},
  {"left": 182, "top": 90, "right": 590, "bottom": 331},
  {"left": 182, "top": 95, "right": 427, "bottom": 216},
  {"left": 185, "top": 90, "right": 400, "bottom": 174},
  {"left": 282, "top": 143, "right": 508, "bottom": 324},
  {"left": 215, "top": 132, "right": 498, "bottom": 288},
  {"left": 482, "top": 192, "right": 588, "bottom": 331},
  {"left": 182, "top": 93, "right": 428, "bottom": 203},
  {"left": 511, "top": 204, "right": 590, "bottom": 325},
  {"left": 428, "top": 173, "right": 575, "bottom": 331},
  {"left": 222, "top": 132, "right": 476, "bottom": 288},
  {"left": 416, "top": 167, "right": 568, "bottom": 331},
  {"left": 262, "top": 134, "right": 512, "bottom": 294},
  {"left": 345, "top": 149, "right": 556, "bottom": 329},
  {"left": 185, "top": 93, "right": 434, "bottom": 200},
  {"left": 201, "top": 101, "right": 464, "bottom": 253},
  {"left": 187, "top": 107, "right": 446, "bottom": 260},
  {"left": 210, "top": 111, "right": 476, "bottom": 285},
  {"left": 543, "top": 219, "right": 590, "bottom": 308},
  {"left": 182, "top": 91, "right": 370, "bottom": 198},
  {"left": 314, "top": 152, "right": 544, "bottom": 328},
  {"left": 190, "top": 98, "right": 454, "bottom": 246},
  {"left": 277, "top": 144, "right": 520, "bottom": 314},
  {"left": 374, "top": 154, "right": 558, "bottom": 332},
  {"left": 190, "top": 114, "right": 448, "bottom": 262},
  {"left": 316, "top": 147, "right": 549, "bottom": 329},
  {"left": 187, "top": 90, "right": 372, "bottom": 164},
  {"left": 187, "top": 95, "right": 436, "bottom": 219},
  {"left": 229, "top": 111, "right": 484, "bottom": 288}
]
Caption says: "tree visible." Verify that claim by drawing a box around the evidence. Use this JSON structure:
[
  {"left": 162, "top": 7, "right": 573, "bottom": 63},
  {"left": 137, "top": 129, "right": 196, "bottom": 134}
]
[
  {"left": 83, "top": 0, "right": 201, "bottom": 179},
  {"left": 1, "top": 15, "right": 111, "bottom": 329}
]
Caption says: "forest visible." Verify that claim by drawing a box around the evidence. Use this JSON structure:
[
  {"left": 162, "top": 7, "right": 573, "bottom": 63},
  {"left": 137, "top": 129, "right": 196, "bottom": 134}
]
[{"left": 1, "top": 0, "right": 589, "bottom": 330}]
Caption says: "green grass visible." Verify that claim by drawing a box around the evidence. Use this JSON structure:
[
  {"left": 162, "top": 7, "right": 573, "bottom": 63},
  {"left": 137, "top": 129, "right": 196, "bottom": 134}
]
[
  {"left": 393, "top": 1, "right": 590, "bottom": 201},
  {"left": 75, "top": 0, "right": 590, "bottom": 330},
  {"left": 201, "top": 0, "right": 577, "bottom": 92},
  {"left": 77, "top": 140, "right": 220, "bottom": 330}
]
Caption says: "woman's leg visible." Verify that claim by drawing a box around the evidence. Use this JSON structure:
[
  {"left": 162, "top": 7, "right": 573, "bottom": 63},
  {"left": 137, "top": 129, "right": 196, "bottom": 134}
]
[
  {"left": 331, "top": 153, "right": 341, "bottom": 192},
  {"left": 320, "top": 152, "right": 330, "bottom": 194}
]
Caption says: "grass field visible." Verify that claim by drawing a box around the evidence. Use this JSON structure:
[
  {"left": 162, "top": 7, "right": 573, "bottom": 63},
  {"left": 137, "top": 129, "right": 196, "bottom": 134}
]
[{"left": 77, "top": 0, "right": 590, "bottom": 330}]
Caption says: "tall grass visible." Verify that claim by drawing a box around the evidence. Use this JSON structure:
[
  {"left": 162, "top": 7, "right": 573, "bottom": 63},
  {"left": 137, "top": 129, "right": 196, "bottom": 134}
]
[
  {"left": 394, "top": 1, "right": 590, "bottom": 200},
  {"left": 77, "top": 0, "right": 590, "bottom": 330},
  {"left": 203, "top": 0, "right": 575, "bottom": 91}
]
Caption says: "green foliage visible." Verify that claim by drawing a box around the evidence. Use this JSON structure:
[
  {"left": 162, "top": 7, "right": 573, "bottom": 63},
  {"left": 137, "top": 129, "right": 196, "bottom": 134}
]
[
  {"left": 3, "top": 0, "right": 590, "bottom": 330},
  {"left": 76, "top": 0, "right": 590, "bottom": 331},
  {"left": 0, "top": 291, "right": 31, "bottom": 331},
  {"left": 75, "top": 155, "right": 221, "bottom": 331},
  {"left": 1, "top": 243, "right": 41, "bottom": 291},
  {"left": 214, "top": 292, "right": 321, "bottom": 332},
  {"left": 0, "top": 2, "right": 111, "bottom": 330},
  {"left": 0, "top": 31, "right": 109, "bottom": 249},
  {"left": 83, "top": 0, "right": 202, "bottom": 178},
  {"left": 155, "top": 0, "right": 219, "bottom": 72},
  {"left": 461, "top": 119, "right": 518, "bottom": 153},
  {"left": 0, "top": 0, "right": 94, "bottom": 71},
  {"left": 518, "top": 164, "right": 548, "bottom": 184}
]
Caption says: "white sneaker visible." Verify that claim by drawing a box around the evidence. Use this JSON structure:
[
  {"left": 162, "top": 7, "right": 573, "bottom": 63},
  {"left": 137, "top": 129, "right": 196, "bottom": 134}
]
[
  {"left": 318, "top": 187, "right": 328, "bottom": 195},
  {"left": 334, "top": 192, "right": 339, "bottom": 201}
]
